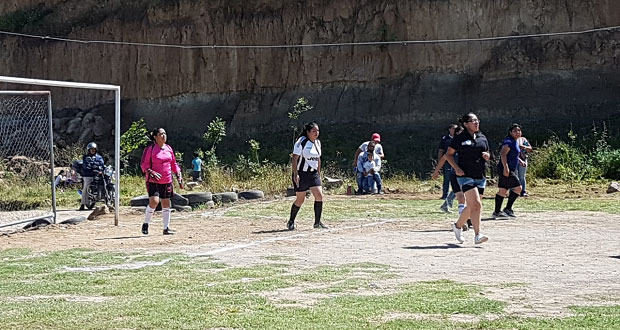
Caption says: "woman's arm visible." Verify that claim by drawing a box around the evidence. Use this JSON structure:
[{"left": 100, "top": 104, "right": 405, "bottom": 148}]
[{"left": 445, "top": 147, "right": 463, "bottom": 176}]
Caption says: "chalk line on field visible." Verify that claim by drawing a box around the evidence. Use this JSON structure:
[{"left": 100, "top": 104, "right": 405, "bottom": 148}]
[{"left": 188, "top": 219, "right": 397, "bottom": 257}]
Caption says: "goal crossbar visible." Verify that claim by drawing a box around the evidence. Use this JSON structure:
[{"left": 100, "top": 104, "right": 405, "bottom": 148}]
[{"left": 0, "top": 75, "right": 121, "bottom": 225}]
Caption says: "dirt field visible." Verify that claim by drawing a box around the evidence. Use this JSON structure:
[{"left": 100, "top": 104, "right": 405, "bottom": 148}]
[{"left": 1, "top": 200, "right": 619, "bottom": 319}]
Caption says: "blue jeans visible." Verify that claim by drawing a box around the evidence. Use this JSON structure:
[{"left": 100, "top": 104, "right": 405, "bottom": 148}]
[
  {"left": 517, "top": 163, "right": 527, "bottom": 192},
  {"left": 355, "top": 168, "right": 364, "bottom": 193},
  {"left": 363, "top": 173, "right": 382, "bottom": 193},
  {"left": 441, "top": 165, "right": 454, "bottom": 199}
]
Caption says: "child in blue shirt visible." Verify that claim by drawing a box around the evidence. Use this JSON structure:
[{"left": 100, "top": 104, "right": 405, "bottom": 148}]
[{"left": 191, "top": 152, "right": 203, "bottom": 182}]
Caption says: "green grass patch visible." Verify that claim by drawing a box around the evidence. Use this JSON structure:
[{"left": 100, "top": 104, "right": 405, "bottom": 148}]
[{"left": 1, "top": 249, "right": 619, "bottom": 329}]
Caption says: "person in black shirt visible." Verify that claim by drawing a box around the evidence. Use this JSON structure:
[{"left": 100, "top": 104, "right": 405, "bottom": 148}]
[
  {"left": 445, "top": 113, "right": 490, "bottom": 245},
  {"left": 437, "top": 124, "right": 458, "bottom": 211}
]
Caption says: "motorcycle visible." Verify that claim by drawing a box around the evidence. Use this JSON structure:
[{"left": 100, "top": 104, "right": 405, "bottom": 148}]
[{"left": 87, "top": 165, "right": 115, "bottom": 209}]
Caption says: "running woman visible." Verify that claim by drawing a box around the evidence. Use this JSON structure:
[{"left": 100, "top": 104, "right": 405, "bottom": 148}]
[
  {"left": 288, "top": 122, "right": 328, "bottom": 230},
  {"left": 493, "top": 123, "right": 523, "bottom": 219},
  {"left": 140, "top": 128, "right": 184, "bottom": 235},
  {"left": 445, "top": 113, "right": 490, "bottom": 244}
]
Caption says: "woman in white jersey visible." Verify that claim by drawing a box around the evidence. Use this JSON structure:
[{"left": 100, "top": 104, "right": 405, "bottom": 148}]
[{"left": 287, "top": 122, "right": 328, "bottom": 230}]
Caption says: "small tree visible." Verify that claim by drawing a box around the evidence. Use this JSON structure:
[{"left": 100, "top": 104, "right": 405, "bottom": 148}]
[
  {"left": 202, "top": 117, "right": 227, "bottom": 168},
  {"left": 120, "top": 118, "right": 150, "bottom": 170},
  {"left": 288, "top": 97, "right": 313, "bottom": 143}
]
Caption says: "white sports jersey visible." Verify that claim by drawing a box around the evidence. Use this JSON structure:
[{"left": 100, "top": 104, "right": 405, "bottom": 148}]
[
  {"left": 359, "top": 141, "right": 383, "bottom": 156},
  {"left": 293, "top": 136, "right": 321, "bottom": 172}
]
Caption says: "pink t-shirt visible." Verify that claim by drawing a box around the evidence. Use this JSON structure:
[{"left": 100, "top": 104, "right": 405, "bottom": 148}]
[{"left": 140, "top": 144, "right": 181, "bottom": 184}]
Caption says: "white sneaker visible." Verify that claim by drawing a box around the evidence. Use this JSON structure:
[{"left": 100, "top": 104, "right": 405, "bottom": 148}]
[
  {"left": 475, "top": 234, "right": 489, "bottom": 244},
  {"left": 451, "top": 222, "right": 464, "bottom": 243}
]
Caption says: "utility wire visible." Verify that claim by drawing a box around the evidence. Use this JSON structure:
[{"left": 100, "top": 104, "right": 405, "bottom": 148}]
[{"left": 0, "top": 25, "right": 618, "bottom": 50}]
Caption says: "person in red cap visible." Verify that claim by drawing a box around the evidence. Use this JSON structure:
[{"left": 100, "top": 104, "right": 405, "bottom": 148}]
[{"left": 352, "top": 133, "right": 385, "bottom": 194}]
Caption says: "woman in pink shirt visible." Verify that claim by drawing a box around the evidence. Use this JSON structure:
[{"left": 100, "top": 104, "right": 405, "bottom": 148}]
[{"left": 140, "top": 128, "right": 184, "bottom": 235}]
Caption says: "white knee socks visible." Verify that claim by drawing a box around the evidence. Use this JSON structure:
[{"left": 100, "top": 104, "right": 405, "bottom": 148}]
[
  {"left": 162, "top": 208, "right": 171, "bottom": 229},
  {"left": 458, "top": 204, "right": 465, "bottom": 216},
  {"left": 144, "top": 205, "right": 155, "bottom": 224}
]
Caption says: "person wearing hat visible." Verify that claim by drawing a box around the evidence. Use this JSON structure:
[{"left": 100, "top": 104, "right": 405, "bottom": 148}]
[
  {"left": 80, "top": 142, "right": 105, "bottom": 211},
  {"left": 352, "top": 133, "right": 384, "bottom": 195}
]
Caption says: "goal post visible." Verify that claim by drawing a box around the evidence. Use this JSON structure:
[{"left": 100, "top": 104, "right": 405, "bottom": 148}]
[{"left": 0, "top": 76, "right": 121, "bottom": 226}]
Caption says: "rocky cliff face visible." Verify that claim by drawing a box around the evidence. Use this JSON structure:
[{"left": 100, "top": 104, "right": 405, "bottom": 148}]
[{"left": 1, "top": 0, "right": 619, "bottom": 170}]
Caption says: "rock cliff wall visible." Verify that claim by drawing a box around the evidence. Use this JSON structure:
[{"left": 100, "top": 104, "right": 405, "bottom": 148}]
[{"left": 1, "top": 0, "right": 619, "bottom": 170}]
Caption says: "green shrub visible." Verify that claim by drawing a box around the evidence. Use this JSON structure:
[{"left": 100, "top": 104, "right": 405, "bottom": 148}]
[
  {"left": 528, "top": 139, "right": 602, "bottom": 181},
  {"left": 595, "top": 150, "right": 620, "bottom": 180}
]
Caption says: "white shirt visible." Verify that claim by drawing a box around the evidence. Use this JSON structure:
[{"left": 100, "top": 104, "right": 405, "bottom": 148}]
[
  {"left": 293, "top": 137, "right": 321, "bottom": 172},
  {"left": 359, "top": 141, "right": 383, "bottom": 156},
  {"left": 54, "top": 175, "right": 66, "bottom": 187}
]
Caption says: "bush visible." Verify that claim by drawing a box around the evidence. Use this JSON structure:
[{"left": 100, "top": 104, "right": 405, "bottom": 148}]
[
  {"left": 528, "top": 139, "right": 602, "bottom": 181},
  {"left": 595, "top": 150, "right": 620, "bottom": 180}
]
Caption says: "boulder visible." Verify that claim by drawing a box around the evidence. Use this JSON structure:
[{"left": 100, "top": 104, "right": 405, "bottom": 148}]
[
  {"left": 88, "top": 205, "right": 110, "bottom": 220},
  {"left": 607, "top": 181, "right": 620, "bottom": 194},
  {"left": 238, "top": 190, "right": 264, "bottom": 200}
]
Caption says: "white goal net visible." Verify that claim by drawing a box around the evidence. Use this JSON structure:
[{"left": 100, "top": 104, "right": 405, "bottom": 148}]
[{"left": 0, "top": 91, "right": 56, "bottom": 231}]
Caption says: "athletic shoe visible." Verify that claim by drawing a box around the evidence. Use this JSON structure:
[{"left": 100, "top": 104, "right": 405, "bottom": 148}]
[
  {"left": 141, "top": 223, "right": 149, "bottom": 235},
  {"left": 503, "top": 209, "right": 517, "bottom": 217},
  {"left": 313, "top": 222, "right": 329, "bottom": 229},
  {"left": 440, "top": 203, "right": 452, "bottom": 213},
  {"left": 287, "top": 220, "right": 295, "bottom": 231},
  {"left": 475, "top": 233, "right": 489, "bottom": 244},
  {"left": 163, "top": 228, "right": 175, "bottom": 235},
  {"left": 451, "top": 222, "right": 464, "bottom": 243},
  {"left": 492, "top": 211, "right": 509, "bottom": 219}
]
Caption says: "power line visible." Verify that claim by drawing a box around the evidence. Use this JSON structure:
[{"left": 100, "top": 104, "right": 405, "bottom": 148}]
[{"left": 0, "top": 25, "right": 618, "bottom": 50}]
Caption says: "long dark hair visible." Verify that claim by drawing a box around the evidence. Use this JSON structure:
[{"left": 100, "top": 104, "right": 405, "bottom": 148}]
[
  {"left": 149, "top": 128, "right": 164, "bottom": 142},
  {"left": 297, "top": 122, "right": 319, "bottom": 140}
]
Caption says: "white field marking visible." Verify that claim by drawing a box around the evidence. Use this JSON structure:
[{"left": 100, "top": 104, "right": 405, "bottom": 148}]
[
  {"left": 188, "top": 219, "right": 398, "bottom": 257},
  {"left": 64, "top": 259, "right": 170, "bottom": 272}
]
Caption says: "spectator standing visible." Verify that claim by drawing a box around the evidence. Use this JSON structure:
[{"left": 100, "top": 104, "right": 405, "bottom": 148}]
[
  {"left": 80, "top": 142, "right": 104, "bottom": 211},
  {"left": 192, "top": 152, "right": 203, "bottom": 182},
  {"left": 517, "top": 134, "right": 533, "bottom": 196},
  {"left": 437, "top": 124, "right": 458, "bottom": 212}
]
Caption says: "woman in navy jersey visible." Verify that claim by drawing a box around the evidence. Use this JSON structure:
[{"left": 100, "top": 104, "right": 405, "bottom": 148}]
[
  {"left": 445, "top": 113, "right": 490, "bottom": 245},
  {"left": 287, "top": 122, "right": 328, "bottom": 230}
]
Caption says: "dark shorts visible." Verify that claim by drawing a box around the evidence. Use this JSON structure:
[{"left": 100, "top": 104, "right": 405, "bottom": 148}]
[
  {"left": 450, "top": 174, "right": 461, "bottom": 193},
  {"left": 293, "top": 171, "right": 322, "bottom": 192},
  {"left": 498, "top": 170, "right": 521, "bottom": 189},
  {"left": 147, "top": 182, "right": 174, "bottom": 199}
]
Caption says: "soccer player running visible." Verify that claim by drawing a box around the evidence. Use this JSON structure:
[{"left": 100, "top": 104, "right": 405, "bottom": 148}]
[
  {"left": 140, "top": 128, "right": 184, "bottom": 235},
  {"left": 287, "top": 122, "right": 328, "bottom": 230},
  {"left": 493, "top": 124, "right": 523, "bottom": 219},
  {"left": 445, "top": 113, "right": 490, "bottom": 244}
]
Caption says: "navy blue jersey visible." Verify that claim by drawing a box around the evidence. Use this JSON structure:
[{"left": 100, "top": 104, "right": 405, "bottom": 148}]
[{"left": 498, "top": 136, "right": 520, "bottom": 171}]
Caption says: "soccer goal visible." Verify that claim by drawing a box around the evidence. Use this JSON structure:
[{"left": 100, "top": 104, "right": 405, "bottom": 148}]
[{"left": 0, "top": 76, "right": 121, "bottom": 227}]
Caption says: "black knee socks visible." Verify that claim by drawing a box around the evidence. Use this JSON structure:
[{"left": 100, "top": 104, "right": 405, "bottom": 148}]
[
  {"left": 505, "top": 191, "right": 519, "bottom": 210},
  {"left": 289, "top": 204, "right": 300, "bottom": 223},
  {"left": 314, "top": 201, "right": 323, "bottom": 225},
  {"left": 494, "top": 194, "right": 504, "bottom": 213}
]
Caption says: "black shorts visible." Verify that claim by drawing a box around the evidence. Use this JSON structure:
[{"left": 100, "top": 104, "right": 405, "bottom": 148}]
[
  {"left": 147, "top": 182, "right": 174, "bottom": 199},
  {"left": 450, "top": 174, "right": 461, "bottom": 193},
  {"left": 498, "top": 170, "right": 521, "bottom": 189},
  {"left": 293, "top": 171, "right": 322, "bottom": 192}
]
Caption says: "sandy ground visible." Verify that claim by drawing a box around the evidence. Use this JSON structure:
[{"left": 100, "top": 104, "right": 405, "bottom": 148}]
[{"left": 1, "top": 200, "right": 619, "bottom": 319}]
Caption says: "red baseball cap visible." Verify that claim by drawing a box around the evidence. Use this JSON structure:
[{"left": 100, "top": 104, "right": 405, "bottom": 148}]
[{"left": 372, "top": 133, "right": 381, "bottom": 142}]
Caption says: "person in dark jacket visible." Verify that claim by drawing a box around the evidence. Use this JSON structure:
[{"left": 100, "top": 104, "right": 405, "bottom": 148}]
[{"left": 80, "top": 142, "right": 105, "bottom": 210}]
